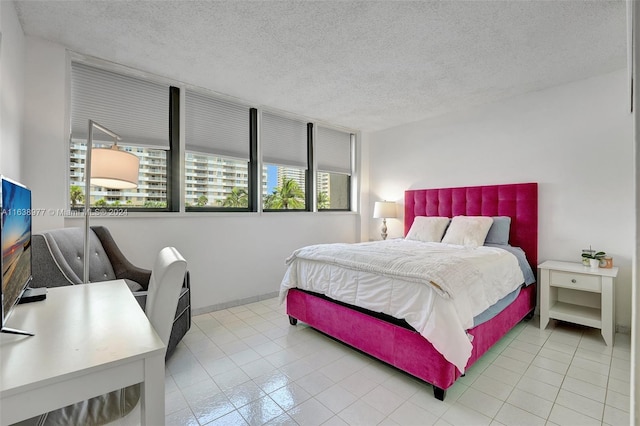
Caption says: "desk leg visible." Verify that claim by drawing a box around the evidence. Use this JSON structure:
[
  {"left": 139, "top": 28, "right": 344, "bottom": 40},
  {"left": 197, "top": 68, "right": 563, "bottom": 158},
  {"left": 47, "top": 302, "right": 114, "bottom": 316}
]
[
  {"left": 601, "top": 277, "right": 614, "bottom": 346},
  {"left": 141, "top": 352, "right": 165, "bottom": 425}
]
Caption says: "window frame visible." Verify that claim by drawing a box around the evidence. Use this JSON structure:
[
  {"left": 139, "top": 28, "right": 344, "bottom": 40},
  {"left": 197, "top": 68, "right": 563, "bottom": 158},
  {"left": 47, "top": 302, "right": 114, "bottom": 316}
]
[
  {"left": 68, "top": 58, "right": 178, "bottom": 212},
  {"left": 185, "top": 107, "right": 257, "bottom": 213},
  {"left": 260, "top": 112, "right": 311, "bottom": 213},
  {"left": 67, "top": 57, "right": 357, "bottom": 215},
  {"left": 315, "top": 128, "right": 353, "bottom": 212}
]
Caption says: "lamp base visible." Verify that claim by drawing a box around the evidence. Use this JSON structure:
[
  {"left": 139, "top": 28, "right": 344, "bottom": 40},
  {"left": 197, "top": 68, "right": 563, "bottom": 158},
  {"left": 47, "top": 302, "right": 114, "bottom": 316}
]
[{"left": 381, "top": 218, "right": 388, "bottom": 240}]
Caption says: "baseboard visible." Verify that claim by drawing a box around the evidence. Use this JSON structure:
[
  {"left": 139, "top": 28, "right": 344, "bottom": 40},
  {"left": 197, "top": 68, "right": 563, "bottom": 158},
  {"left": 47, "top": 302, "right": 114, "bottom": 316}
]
[{"left": 192, "top": 291, "right": 280, "bottom": 316}]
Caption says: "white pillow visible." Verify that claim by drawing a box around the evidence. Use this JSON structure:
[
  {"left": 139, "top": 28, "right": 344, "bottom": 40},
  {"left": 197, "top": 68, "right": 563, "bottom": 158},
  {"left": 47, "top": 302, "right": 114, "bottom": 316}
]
[
  {"left": 441, "top": 216, "right": 494, "bottom": 247},
  {"left": 405, "top": 216, "right": 450, "bottom": 242}
]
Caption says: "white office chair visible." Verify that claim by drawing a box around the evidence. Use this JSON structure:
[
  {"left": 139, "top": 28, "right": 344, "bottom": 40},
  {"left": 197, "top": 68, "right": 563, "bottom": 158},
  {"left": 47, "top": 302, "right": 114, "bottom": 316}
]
[
  {"left": 15, "top": 247, "right": 187, "bottom": 426},
  {"left": 145, "top": 247, "right": 188, "bottom": 352}
]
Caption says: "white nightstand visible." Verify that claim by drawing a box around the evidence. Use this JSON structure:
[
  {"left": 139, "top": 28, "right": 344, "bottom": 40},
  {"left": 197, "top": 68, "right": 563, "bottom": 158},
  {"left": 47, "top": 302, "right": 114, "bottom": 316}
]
[{"left": 539, "top": 260, "right": 618, "bottom": 346}]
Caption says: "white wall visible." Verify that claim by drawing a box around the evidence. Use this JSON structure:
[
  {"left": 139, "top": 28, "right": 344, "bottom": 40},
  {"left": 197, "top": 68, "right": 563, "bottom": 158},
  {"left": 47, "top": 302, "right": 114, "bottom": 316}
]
[
  {"left": 22, "top": 37, "right": 360, "bottom": 311},
  {"left": 365, "top": 70, "right": 634, "bottom": 329},
  {"left": 23, "top": 37, "right": 67, "bottom": 231},
  {"left": 0, "top": 1, "right": 24, "bottom": 180},
  {"left": 65, "top": 213, "right": 357, "bottom": 312}
]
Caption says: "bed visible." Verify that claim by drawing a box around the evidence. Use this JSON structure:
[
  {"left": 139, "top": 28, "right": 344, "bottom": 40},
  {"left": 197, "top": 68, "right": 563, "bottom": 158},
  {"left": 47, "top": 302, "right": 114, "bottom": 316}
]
[{"left": 281, "top": 183, "right": 538, "bottom": 400}]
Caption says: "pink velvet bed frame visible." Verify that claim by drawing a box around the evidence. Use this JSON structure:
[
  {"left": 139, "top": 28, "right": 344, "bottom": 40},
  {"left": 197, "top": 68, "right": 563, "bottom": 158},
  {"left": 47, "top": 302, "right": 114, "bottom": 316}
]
[{"left": 286, "top": 183, "right": 538, "bottom": 400}]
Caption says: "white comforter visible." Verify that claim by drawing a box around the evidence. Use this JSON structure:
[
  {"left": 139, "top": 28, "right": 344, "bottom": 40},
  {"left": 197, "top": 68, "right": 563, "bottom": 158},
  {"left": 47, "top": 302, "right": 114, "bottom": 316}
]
[{"left": 279, "top": 239, "right": 524, "bottom": 372}]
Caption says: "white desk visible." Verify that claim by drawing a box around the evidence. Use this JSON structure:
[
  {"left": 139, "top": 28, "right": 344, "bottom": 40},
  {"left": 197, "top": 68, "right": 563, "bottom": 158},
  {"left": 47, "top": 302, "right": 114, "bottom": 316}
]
[{"left": 0, "top": 280, "right": 166, "bottom": 425}]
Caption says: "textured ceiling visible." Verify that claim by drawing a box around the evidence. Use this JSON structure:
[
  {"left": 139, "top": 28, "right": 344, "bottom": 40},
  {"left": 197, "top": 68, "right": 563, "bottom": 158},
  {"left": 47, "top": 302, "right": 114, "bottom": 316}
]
[{"left": 14, "top": 0, "right": 627, "bottom": 132}]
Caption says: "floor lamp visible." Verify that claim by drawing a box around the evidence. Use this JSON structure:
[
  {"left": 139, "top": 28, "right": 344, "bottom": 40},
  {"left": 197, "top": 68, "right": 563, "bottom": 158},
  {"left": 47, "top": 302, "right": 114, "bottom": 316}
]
[{"left": 83, "top": 120, "right": 139, "bottom": 283}]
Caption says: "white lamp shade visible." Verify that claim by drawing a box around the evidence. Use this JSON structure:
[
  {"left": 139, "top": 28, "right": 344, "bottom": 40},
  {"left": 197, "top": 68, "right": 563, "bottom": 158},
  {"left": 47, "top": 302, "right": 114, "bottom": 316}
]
[
  {"left": 373, "top": 201, "right": 397, "bottom": 219},
  {"left": 91, "top": 146, "right": 139, "bottom": 189}
]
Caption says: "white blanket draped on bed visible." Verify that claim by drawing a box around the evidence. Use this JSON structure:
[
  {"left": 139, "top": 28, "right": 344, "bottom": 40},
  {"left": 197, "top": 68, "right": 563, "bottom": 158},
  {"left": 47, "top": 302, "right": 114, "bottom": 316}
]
[{"left": 279, "top": 239, "right": 525, "bottom": 372}]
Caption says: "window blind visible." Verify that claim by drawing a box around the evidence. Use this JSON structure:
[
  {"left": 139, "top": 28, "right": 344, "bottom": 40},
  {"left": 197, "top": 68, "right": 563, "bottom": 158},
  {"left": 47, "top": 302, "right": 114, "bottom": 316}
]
[
  {"left": 185, "top": 90, "right": 250, "bottom": 161},
  {"left": 316, "top": 127, "right": 352, "bottom": 175},
  {"left": 261, "top": 112, "right": 308, "bottom": 168},
  {"left": 70, "top": 62, "right": 170, "bottom": 149}
]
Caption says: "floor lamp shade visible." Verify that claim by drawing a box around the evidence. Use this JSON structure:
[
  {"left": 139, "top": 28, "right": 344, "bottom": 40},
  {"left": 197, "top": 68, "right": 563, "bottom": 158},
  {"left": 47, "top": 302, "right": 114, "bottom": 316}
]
[{"left": 91, "top": 146, "right": 139, "bottom": 189}]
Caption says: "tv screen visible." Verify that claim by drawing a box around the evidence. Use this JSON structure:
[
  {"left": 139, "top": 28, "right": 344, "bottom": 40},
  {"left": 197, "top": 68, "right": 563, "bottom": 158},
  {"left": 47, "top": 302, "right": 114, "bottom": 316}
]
[{"left": 1, "top": 177, "right": 32, "bottom": 326}]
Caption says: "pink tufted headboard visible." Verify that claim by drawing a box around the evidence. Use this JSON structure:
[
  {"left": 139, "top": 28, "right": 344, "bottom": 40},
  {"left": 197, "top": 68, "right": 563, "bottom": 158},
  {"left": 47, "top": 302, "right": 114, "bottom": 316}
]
[{"left": 405, "top": 183, "right": 538, "bottom": 271}]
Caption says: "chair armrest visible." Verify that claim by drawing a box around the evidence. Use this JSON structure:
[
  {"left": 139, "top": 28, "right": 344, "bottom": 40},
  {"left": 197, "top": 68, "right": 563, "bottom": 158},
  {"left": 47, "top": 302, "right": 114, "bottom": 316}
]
[
  {"left": 92, "top": 226, "right": 151, "bottom": 290},
  {"left": 119, "top": 267, "right": 152, "bottom": 290}
]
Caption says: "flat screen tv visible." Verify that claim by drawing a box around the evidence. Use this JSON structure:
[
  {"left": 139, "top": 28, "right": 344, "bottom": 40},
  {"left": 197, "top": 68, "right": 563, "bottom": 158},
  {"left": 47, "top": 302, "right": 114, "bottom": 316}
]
[{"left": 1, "top": 176, "right": 35, "bottom": 335}]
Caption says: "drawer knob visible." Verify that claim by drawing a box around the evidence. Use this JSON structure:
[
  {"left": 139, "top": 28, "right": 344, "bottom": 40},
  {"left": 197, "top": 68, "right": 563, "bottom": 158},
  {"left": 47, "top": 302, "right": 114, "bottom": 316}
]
[{"left": 571, "top": 279, "right": 577, "bottom": 283}]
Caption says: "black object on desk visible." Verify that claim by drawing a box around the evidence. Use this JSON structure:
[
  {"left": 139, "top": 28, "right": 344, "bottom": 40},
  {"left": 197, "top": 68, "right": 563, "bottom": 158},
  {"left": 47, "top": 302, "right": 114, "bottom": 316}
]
[{"left": 18, "top": 287, "right": 47, "bottom": 304}]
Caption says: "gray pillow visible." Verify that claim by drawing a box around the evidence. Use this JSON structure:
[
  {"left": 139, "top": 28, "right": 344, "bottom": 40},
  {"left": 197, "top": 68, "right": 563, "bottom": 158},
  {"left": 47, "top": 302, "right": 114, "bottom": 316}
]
[{"left": 484, "top": 216, "right": 511, "bottom": 245}]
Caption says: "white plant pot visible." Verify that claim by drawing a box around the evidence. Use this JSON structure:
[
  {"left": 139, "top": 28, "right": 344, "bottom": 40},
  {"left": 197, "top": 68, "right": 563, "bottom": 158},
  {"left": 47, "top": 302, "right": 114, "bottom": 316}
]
[{"left": 589, "top": 259, "right": 600, "bottom": 269}]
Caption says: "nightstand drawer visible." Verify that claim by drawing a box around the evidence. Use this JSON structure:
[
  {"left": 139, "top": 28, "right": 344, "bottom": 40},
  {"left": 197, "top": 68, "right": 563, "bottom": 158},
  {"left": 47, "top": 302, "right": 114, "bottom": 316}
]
[{"left": 550, "top": 271, "right": 601, "bottom": 292}]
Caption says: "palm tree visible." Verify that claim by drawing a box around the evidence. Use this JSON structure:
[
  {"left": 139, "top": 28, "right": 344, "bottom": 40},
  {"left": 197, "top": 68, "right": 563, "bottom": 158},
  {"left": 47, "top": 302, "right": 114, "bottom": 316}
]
[
  {"left": 317, "top": 192, "right": 330, "bottom": 209},
  {"left": 222, "top": 188, "right": 248, "bottom": 208},
  {"left": 263, "top": 192, "right": 277, "bottom": 209},
  {"left": 196, "top": 195, "right": 208, "bottom": 207},
  {"left": 70, "top": 185, "right": 84, "bottom": 207},
  {"left": 269, "top": 178, "right": 305, "bottom": 210}
]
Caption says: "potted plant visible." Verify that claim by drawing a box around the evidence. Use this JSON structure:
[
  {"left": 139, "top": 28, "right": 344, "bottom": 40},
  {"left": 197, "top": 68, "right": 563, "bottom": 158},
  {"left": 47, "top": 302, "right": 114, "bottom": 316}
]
[{"left": 581, "top": 247, "right": 606, "bottom": 268}]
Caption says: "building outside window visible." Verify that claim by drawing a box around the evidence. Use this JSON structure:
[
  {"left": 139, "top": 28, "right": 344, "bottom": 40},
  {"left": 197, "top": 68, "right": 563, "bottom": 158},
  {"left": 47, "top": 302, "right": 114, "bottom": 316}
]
[
  {"left": 316, "top": 171, "right": 350, "bottom": 210},
  {"left": 184, "top": 153, "right": 249, "bottom": 207},
  {"left": 69, "top": 142, "right": 167, "bottom": 208}
]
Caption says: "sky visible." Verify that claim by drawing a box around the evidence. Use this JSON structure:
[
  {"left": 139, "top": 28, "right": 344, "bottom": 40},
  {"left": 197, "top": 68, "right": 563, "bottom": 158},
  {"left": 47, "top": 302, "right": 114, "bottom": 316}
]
[{"left": 266, "top": 165, "right": 278, "bottom": 193}]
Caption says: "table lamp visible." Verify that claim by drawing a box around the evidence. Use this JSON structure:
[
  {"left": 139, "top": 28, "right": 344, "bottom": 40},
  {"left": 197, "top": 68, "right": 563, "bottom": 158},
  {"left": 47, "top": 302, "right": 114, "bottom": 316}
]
[{"left": 373, "top": 201, "right": 397, "bottom": 240}]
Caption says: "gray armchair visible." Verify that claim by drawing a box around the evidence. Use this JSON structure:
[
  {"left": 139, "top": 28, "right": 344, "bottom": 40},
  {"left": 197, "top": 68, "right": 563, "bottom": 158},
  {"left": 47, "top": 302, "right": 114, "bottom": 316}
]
[{"left": 31, "top": 226, "right": 190, "bottom": 359}]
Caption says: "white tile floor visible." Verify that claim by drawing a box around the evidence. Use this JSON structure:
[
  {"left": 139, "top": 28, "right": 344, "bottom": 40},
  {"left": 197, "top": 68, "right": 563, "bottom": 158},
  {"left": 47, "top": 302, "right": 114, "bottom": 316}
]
[{"left": 163, "top": 298, "right": 631, "bottom": 426}]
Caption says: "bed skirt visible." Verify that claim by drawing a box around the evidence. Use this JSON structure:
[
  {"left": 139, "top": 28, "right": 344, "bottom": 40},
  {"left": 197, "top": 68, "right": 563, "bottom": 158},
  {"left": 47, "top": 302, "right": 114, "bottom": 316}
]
[{"left": 286, "top": 283, "right": 536, "bottom": 400}]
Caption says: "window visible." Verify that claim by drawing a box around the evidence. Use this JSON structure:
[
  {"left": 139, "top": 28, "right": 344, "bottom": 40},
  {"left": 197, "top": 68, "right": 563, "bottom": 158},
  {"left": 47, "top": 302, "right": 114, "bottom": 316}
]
[
  {"left": 316, "top": 127, "right": 352, "bottom": 210},
  {"left": 261, "top": 112, "right": 309, "bottom": 211},
  {"left": 69, "top": 61, "right": 353, "bottom": 214},
  {"left": 184, "top": 152, "right": 249, "bottom": 208},
  {"left": 184, "top": 91, "right": 255, "bottom": 210},
  {"left": 69, "top": 141, "right": 168, "bottom": 208},
  {"left": 69, "top": 62, "right": 172, "bottom": 209}
]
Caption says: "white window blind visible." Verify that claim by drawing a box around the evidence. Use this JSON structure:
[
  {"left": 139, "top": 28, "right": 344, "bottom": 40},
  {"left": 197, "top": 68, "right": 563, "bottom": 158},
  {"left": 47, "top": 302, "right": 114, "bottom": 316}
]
[
  {"left": 185, "top": 90, "right": 250, "bottom": 160},
  {"left": 261, "top": 112, "right": 308, "bottom": 168},
  {"left": 71, "top": 62, "right": 170, "bottom": 149},
  {"left": 316, "top": 127, "right": 352, "bottom": 175}
]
